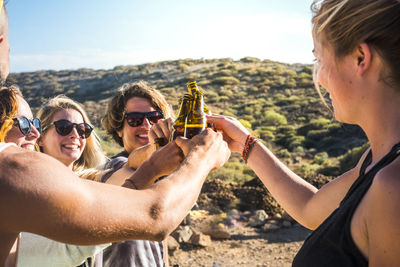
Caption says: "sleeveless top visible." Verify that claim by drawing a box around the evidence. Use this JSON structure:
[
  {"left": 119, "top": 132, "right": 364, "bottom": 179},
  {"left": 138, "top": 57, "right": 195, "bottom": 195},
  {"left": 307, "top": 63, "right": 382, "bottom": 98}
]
[{"left": 293, "top": 142, "right": 400, "bottom": 267}]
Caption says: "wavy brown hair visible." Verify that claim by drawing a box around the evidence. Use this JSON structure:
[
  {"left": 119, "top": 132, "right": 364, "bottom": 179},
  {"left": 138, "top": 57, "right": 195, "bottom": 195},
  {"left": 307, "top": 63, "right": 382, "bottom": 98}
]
[{"left": 102, "top": 81, "right": 173, "bottom": 147}]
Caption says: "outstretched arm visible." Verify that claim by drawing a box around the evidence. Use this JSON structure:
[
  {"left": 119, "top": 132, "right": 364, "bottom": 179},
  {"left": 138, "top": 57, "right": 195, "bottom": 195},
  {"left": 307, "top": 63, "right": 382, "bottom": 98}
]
[
  {"left": 207, "top": 114, "right": 363, "bottom": 229},
  {"left": 0, "top": 129, "right": 229, "bottom": 261}
]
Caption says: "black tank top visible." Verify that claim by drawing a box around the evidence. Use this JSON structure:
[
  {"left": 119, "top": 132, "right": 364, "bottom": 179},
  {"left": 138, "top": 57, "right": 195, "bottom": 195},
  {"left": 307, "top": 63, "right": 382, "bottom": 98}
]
[{"left": 293, "top": 142, "right": 400, "bottom": 267}]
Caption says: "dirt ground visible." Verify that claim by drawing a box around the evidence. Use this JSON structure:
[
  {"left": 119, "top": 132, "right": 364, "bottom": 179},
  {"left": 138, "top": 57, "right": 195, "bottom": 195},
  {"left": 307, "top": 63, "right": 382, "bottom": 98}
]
[{"left": 169, "top": 223, "right": 311, "bottom": 267}]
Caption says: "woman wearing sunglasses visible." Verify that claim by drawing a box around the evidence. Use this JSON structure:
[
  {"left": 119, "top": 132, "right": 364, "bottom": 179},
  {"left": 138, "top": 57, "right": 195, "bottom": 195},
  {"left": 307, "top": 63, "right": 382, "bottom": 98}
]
[
  {"left": 37, "top": 95, "right": 105, "bottom": 173},
  {"left": 0, "top": 85, "right": 41, "bottom": 151},
  {"left": 16, "top": 95, "right": 109, "bottom": 267},
  {"left": 0, "top": 85, "right": 42, "bottom": 266}
]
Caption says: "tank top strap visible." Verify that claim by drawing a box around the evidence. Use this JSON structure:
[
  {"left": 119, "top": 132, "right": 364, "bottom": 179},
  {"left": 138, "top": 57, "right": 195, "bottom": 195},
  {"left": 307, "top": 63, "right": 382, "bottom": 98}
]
[
  {"left": 359, "top": 148, "right": 372, "bottom": 176},
  {"left": 365, "top": 141, "right": 400, "bottom": 176},
  {"left": 343, "top": 141, "right": 400, "bottom": 204}
]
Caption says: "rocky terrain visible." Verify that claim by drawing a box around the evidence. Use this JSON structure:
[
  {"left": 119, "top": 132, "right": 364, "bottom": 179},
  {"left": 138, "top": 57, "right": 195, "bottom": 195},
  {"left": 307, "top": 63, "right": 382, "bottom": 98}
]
[{"left": 167, "top": 177, "right": 331, "bottom": 267}]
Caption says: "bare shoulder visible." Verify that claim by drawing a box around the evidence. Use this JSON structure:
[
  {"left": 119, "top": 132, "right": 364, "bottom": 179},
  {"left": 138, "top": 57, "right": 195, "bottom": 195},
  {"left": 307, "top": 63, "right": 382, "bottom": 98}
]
[
  {"left": 370, "top": 155, "right": 400, "bottom": 200},
  {"left": 365, "top": 155, "right": 400, "bottom": 264}
]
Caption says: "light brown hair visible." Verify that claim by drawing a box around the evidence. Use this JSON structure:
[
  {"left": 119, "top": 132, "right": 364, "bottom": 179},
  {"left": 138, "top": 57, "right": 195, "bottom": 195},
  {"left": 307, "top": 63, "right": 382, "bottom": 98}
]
[
  {"left": 311, "top": 0, "right": 400, "bottom": 90},
  {"left": 102, "top": 81, "right": 172, "bottom": 147}
]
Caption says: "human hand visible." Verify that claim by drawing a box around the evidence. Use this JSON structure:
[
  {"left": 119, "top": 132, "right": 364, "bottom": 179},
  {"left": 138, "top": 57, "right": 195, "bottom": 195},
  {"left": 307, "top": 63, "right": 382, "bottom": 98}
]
[
  {"left": 149, "top": 118, "right": 173, "bottom": 147},
  {"left": 175, "top": 128, "right": 230, "bottom": 170},
  {"left": 206, "top": 114, "right": 251, "bottom": 153},
  {"left": 147, "top": 141, "right": 184, "bottom": 178}
]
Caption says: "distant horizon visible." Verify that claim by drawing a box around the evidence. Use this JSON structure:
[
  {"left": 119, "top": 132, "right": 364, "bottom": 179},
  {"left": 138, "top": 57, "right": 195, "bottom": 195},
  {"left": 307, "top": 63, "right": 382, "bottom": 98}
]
[
  {"left": 8, "top": 0, "right": 314, "bottom": 73},
  {"left": 9, "top": 55, "right": 313, "bottom": 74}
]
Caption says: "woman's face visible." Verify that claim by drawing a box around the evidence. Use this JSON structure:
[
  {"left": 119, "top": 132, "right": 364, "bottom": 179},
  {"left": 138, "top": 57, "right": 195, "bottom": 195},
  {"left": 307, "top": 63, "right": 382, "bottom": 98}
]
[
  {"left": 4, "top": 96, "right": 40, "bottom": 150},
  {"left": 118, "top": 97, "right": 156, "bottom": 153},
  {"left": 39, "top": 109, "right": 86, "bottom": 168},
  {"left": 313, "top": 38, "right": 359, "bottom": 123}
]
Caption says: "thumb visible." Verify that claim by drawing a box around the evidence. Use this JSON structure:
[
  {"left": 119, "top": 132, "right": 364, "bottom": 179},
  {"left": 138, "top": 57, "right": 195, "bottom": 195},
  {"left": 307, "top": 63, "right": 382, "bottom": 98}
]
[{"left": 174, "top": 136, "right": 191, "bottom": 156}]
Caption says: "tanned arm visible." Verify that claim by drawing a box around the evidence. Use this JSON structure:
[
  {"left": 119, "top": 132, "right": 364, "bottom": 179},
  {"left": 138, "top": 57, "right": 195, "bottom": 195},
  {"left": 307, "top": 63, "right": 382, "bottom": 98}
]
[{"left": 0, "top": 129, "right": 229, "bottom": 264}]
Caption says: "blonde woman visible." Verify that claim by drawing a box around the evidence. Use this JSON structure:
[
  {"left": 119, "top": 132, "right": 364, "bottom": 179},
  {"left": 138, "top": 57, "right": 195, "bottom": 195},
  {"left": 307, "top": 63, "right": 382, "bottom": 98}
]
[
  {"left": 17, "top": 95, "right": 109, "bottom": 267},
  {"left": 208, "top": 0, "right": 400, "bottom": 266}
]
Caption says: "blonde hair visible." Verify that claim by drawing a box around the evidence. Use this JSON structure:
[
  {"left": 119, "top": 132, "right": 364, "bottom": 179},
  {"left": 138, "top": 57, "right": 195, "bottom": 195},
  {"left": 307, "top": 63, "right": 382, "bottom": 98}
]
[
  {"left": 102, "top": 81, "right": 173, "bottom": 147},
  {"left": 0, "top": 85, "right": 22, "bottom": 142},
  {"left": 37, "top": 95, "right": 106, "bottom": 177},
  {"left": 311, "top": 0, "right": 400, "bottom": 90}
]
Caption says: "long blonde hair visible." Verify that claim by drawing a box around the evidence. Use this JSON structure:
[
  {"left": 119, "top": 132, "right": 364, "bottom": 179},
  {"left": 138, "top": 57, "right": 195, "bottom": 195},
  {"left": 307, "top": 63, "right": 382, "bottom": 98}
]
[{"left": 37, "top": 95, "right": 106, "bottom": 178}]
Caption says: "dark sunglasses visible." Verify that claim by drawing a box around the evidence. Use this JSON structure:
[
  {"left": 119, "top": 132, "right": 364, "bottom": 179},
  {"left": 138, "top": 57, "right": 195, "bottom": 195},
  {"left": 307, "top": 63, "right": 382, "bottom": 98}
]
[
  {"left": 13, "top": 116, "right": 42, "bottom": 136},
  {"left": 45, "top": 119, "right": 93, "bottom": 139},
  {"left": 124, "top": 111, "right": 163, "bottom": 127}
]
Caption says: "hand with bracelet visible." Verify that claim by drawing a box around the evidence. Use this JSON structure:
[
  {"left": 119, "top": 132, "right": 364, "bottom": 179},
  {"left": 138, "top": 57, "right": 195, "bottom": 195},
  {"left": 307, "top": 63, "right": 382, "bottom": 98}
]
[{"left": 206, "top": 114, "right": 258, "bottom": 159}]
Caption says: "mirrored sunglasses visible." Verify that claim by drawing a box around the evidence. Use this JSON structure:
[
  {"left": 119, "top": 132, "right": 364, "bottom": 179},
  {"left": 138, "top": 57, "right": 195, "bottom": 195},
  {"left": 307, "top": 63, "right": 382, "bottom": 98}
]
[
  {"left": 13, "top": 116, "right": 42, "bottom": 136},
  {"left": 48, "top": 119, "right": 93, "bottom": 139},
  {"left": 124, "top": 111, "right": 163, "bottom": 127}
]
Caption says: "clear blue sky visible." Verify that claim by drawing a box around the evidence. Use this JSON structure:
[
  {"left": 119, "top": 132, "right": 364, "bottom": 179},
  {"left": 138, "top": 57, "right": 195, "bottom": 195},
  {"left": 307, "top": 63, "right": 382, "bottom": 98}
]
[{"left": 8, "top": 0, "right": 314, "bottom": 73}]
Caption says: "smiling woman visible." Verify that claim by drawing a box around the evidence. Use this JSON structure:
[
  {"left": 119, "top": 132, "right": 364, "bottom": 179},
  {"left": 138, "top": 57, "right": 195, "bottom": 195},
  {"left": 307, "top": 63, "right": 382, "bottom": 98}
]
[
  {"left": 37, "top": 95, "right": 105, "bottom": 171},
  {"left": 0, "top": 85, "right": 41, "bottom": 150},
  {"left": 15, "top": 95, "right": 110, "bottom": 267}
]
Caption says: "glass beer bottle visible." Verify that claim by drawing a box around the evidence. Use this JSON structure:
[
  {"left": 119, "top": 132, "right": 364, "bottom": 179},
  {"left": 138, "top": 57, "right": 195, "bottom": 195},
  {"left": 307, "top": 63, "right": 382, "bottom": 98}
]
[
  {"left": 184, "top": 90, "right": 206, "bottom": 139},
  {"left": 170, "top": 94, "right": 192, "bottom": 141},
  {"left": 187, "top": 81, "right": 199, "bottom": 95},
  {"left": 187, "top": 80, "right": 216, "bottom": 131}
]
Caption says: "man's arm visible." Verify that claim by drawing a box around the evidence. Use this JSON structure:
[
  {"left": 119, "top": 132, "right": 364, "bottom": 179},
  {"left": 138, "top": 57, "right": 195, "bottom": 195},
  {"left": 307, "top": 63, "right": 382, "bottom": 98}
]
[
  {"left": 106, "top": 141, "right": 183, "bottom": 189},
  {"left": 0, "top": 129, "right": 229, "bottom": 244}
]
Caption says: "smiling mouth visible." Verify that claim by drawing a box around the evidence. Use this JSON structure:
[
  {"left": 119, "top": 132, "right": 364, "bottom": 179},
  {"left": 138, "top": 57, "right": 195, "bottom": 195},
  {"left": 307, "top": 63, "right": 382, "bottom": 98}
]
[
  {"left": 22, "top": 143, "right": 35, "bottom": 150},
  {"left": 62, "top": 144, "right": 80, "bottom": 150}
]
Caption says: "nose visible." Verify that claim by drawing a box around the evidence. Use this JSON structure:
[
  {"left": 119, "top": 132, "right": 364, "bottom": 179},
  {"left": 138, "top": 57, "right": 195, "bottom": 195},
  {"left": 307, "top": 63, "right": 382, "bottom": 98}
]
[
  {"left": 27, "top": 123, "right": 41, "bottom": 140},
  {"left": 68, "top": 126, "right": 81, "bottom": 139},
  {"left": 141, "top": 117, "right": 152, "bottom": 127}
]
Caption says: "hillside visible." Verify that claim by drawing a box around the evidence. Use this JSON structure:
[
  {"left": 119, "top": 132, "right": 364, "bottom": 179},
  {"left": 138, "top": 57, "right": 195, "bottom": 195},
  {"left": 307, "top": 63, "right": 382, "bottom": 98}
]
[{"left": 8, "top": 57, "right": 368, "bottom": 183}]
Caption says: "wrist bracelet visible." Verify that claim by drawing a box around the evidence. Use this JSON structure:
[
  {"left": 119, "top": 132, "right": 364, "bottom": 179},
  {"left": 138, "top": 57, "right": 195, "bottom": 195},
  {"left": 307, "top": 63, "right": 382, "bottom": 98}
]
[
  {"left": 242, "top": 135, "right": 256, "bottom": 162},
  {"left": 245, "top": 138, "right": 259, "bottom": 164}
]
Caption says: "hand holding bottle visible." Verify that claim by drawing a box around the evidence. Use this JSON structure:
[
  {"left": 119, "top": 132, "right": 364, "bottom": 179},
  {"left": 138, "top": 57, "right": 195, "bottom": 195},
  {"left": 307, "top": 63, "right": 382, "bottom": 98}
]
[
  {"left": 149, "top": 118, "right": 173, "bottom": 149},
  {"left": 206, "top": 114, "right": 251, "bottom": 154},
  {"left": 145, "top": 140, "right": 184, "bottom": 178},
  {"left": 175, "top": 128, "right": 230, "bottom": 170}
]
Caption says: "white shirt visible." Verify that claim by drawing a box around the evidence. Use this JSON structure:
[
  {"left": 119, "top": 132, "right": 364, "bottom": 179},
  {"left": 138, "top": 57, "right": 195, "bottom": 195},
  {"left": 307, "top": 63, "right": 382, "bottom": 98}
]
[
  {"left": 17, "top": 233, "right": 110, "bottom": 267},
  {"left": 0, "top": 142, "right": 16, "bottom": 152}
]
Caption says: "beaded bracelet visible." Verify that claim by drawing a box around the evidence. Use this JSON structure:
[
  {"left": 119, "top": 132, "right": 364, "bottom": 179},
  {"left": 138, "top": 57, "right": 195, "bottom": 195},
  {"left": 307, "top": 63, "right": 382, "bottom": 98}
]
[
  {"left": 242, "top": 135, "right": 258, "bottom": 163},
  {"left": 245, "top": 138, "right": 259, "bottom": 164}
]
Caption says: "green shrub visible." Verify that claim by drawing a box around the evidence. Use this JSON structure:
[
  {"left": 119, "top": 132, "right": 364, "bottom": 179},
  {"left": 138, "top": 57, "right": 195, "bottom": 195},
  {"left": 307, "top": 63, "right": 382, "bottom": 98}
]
[
  {"left": 312, "top": 152, "right": 329, "bottom": 165},
  {"left": 277, "top": 149, "right": 291, "bottom": 158},
  {"left": 263, "top": 110, "right": 287, "bottom": 126},
  {"left": 239, "top": 119, "right": 252, "bottom": 130},
  {"left": 297, "top": 117, "right": 331, "bottom": 136},
  {"left": 338, "top": 142, "right": 369, "bottom": 173},
  {"left": 294, "top": 163, "right": 320, "bottom": 176},
  {"left": 213, "top": 76, "right": 240, "bottom": 85}
]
